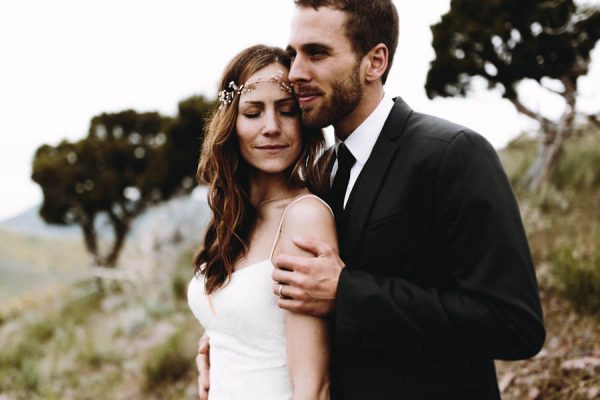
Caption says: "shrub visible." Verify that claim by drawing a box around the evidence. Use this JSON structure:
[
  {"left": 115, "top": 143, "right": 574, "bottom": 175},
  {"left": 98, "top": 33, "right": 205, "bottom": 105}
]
[
  {"left": 550, "top": 231, "right": 600, "bottom": 314},
  {"left": 143, "top": 327, "right": 196, "bottom": 389},
  {"left": 499, "top": 133, "right": 537, "bottom": 187},
  {"left": 552, "top": 130, "right": 600, "bottom": 191}
]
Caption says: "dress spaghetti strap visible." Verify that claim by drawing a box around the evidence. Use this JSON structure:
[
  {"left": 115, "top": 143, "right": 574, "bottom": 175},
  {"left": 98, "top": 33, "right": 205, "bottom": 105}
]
[{"left": 268, "top": 194, "right": 333, "bottom": 261}]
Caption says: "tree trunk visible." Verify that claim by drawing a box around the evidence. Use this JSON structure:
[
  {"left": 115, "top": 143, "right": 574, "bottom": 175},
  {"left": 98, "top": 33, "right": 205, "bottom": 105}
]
[
  {"left": 78, "top": 211, "right": 102, "bottom": 265},
  {"left": 75, "top": 206, "right": 133, "bottom": 268},
  {"left": 520, "top": 126, "right": 564, "bottom": 191},
  {"left": 102, "top": 211, "right": 131, "bottom": 268},
  {"left": 514, "top": 76, "right": 577, "bottom": 192}
]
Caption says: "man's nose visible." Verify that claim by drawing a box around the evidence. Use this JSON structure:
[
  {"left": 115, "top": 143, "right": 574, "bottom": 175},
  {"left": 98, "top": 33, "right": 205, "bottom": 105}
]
[{"left": 288, "top": 54, "right": 310, "bottom": 84}]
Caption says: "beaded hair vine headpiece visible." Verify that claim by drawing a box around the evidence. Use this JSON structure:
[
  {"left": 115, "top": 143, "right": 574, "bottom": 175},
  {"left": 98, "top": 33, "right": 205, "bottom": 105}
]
[{"left": 217, "top": 70, "right": 294, "bottom": 108}]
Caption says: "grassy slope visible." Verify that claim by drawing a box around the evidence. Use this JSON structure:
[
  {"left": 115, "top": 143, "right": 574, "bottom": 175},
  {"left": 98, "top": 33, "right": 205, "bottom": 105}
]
[
  {"left": 495, "top": 126, "right": 600, "bottom": 400},
  {"left": 0, "top": 229, "right": 88, "bottom": 311},
  {"left": 0, "top": 127, "right": 598, "bottom": 399},
  {"left": 0, "top": 247, "right": 202, "bottom": 399}
]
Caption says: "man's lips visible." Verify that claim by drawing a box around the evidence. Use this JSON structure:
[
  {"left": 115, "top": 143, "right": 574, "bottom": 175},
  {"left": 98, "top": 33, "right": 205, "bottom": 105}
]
[
  {"left": 296, "top": 94, "right": 319, "bottom": 106},
  {"left": 295, "top": 87, "right": 322, "bottom": 106}
]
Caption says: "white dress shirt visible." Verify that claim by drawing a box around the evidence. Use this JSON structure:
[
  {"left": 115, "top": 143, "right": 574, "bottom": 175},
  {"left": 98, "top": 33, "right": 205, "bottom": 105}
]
[{"left": 331, "top": 96, "right": 395, "bottom": 208}]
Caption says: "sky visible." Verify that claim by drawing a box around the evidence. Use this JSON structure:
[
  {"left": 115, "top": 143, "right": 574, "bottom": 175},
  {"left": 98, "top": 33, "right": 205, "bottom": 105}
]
[{"left": 0, "top": 0, "right": 599, "bottom": 221}]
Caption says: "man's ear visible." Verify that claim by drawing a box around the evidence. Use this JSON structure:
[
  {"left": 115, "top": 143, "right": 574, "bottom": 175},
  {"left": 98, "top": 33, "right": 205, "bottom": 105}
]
[{"left": 364, "top": 43, "right": 388, "bottom": 83}]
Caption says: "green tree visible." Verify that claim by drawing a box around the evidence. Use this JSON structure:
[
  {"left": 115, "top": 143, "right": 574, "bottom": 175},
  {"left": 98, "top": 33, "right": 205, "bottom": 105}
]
[
  {"left": 426, "top": 0, "right": 600, "bottom": 191},
  {"left": 163, "top": 96, "right": 216, "bottom": 197},
  {"left": 32, "top": 94, "right": 216, "bottom": 268},
  {"left": 33, "top": 110, "right": 173, "bottom": 267}
]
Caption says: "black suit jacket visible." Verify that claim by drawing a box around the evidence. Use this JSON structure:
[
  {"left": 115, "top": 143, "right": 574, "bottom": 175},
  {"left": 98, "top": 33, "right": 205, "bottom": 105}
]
[{"left": 331, "top": 97, "right": 545, "bottom": 399}]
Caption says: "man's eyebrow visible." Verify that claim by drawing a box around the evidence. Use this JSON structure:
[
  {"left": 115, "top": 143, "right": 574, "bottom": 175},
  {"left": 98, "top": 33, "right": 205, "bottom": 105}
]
[
  {"left": 302, "top": 43, "right": 333, "bottom": 54},
  {"left": 286, "top": 42, "right": 333, "bottom": 55}
]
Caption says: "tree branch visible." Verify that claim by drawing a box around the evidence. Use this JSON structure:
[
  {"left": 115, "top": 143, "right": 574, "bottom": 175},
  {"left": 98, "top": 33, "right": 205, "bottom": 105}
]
[{"left": 507, "top": 95, "right": 554, "bottom": 128}]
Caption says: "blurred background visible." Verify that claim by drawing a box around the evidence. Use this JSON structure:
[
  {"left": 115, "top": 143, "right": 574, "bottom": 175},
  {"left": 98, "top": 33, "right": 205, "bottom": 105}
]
[{"left": 0, "top": 0, "right": 599, "bottom": 399}]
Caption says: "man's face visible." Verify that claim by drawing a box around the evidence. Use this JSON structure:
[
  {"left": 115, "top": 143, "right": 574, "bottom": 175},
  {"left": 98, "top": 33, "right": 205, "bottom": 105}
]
[{"left": 287, "top": 6, "right": 364, "bottom": 129}]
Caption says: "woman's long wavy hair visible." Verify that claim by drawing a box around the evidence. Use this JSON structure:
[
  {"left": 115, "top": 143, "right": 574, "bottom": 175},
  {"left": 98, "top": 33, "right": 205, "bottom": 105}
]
[{"left": 193, "top": 44, "right": 327, "bottom": 294}]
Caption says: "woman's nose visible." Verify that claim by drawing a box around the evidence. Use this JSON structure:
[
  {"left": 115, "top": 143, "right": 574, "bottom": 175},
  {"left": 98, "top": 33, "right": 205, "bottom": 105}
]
[{"left": 261, "top": 111, "right": 281, "bottom": 135}]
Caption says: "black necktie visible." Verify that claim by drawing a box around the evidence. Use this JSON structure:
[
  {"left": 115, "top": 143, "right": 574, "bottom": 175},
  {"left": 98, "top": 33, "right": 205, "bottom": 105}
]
[{"left": 330, "top": 143, "right": 356, "bottom": 220}]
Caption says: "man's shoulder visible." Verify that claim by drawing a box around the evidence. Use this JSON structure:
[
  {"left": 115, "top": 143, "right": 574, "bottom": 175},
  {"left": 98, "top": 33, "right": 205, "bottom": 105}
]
[
  {"left": 385, "top": 96, "right": 487, "bottom": 146},
  {"left": 407, "top": 110, "right": 471, "bottom": 144}
]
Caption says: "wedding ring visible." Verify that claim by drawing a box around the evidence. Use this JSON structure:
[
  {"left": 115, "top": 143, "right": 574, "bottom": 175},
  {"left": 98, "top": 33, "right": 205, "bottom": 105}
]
[{"left": 278, "top": 283, "right": 284, "bottom": 298}]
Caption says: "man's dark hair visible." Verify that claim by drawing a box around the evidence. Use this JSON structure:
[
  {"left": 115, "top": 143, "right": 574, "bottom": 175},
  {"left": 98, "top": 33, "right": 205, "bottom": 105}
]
[{"left": 294, "top": 0, "right": 399, "bottom": 83}]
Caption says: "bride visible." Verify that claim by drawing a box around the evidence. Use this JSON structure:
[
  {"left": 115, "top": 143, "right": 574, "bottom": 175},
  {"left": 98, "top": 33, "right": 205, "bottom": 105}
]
[{"left": 187, "top": 44, "right": 336, "bottom": 399}]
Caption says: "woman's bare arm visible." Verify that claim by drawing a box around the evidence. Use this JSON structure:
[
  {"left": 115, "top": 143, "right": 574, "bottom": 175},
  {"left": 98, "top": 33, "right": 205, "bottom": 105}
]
[{"left": 273, "top": 196, "right": 337, "bottom": 400}]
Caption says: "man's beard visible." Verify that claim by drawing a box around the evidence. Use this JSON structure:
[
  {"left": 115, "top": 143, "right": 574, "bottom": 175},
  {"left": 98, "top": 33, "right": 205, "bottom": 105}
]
[{"left": 301, "top": 62, "right": 363, "bottom": 129}]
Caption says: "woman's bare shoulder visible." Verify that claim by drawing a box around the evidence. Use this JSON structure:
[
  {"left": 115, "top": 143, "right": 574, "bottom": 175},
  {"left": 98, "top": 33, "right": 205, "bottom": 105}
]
[
  {"left": 282, "top": 195, "right": 335, "bottom": 238},
  {"left": 287, "top": 195, "right": 333, "bottom": 221}
]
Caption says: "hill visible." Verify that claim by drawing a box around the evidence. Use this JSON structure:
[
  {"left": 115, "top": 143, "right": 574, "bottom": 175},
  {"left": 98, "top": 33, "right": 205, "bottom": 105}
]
[
  {"left": 0, "top": 128, "right": 598, "bottom": 399},
  {"left": 0, "top": 207, "right": 79, "bottom": 238},
  {"left": 0, "top": 187, "right": 211, "bottom": 399},
  {"left": 494, "top": 125, "right": 600, "bottom": 399},
  {"left": 0, "top": 187, "right": 210, "bottom": 317},
  {"left": 0, "top": 228, "right": 87, "bottom": 309}
]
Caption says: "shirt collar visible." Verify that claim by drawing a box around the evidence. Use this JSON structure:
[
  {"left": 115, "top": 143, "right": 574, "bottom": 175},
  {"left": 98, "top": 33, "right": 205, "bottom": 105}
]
[{"left": 337, "top": 95, "right": 395, "bottom": 167}]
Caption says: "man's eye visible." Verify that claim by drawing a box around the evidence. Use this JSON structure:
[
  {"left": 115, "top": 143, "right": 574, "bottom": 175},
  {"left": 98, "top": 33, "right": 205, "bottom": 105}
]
[{"left": 309, "top": 53, "right": 327, "bottom": 61}]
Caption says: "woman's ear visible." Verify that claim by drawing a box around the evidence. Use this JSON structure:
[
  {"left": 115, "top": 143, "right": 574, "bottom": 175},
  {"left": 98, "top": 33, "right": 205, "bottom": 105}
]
[{"left": 364, "top": 43, "right": 388, "bottom": 83}]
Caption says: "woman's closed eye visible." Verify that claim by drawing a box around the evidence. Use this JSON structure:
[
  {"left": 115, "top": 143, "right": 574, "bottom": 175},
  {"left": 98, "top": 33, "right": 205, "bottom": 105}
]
[
  {"left": 242, "top": 107, "right": 298, "bottom": 119},
  {"left": 278, "top": 107, "right": 299, "bottom": 117},
  {"left": 243, "top": 111, "right": 261, "bottom": 119}
]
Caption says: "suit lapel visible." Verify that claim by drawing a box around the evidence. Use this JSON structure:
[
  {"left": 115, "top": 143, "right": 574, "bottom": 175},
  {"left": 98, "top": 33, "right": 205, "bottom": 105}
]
[{"left": 340, "top": 97, "right": 413, "bottom": 266}]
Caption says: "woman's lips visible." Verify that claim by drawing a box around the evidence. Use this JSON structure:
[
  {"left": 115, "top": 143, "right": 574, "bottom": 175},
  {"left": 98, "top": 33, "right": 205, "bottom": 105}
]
[{"left": 256, "top": 144, "right": 289, "bottom": 154}]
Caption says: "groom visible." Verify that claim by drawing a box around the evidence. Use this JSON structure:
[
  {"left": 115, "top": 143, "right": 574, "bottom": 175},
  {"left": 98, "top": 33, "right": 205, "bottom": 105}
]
[{"left": 270, "top": 0, "right": 546, "bottom": 399}]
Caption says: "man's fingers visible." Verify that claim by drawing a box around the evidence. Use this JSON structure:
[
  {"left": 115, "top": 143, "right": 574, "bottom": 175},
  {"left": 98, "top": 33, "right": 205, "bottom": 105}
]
[
  {"left": 197, "top": 334, "right": 210, "bottom": 400},
  {"left": 196, "top": 353, "right": 210, "bottom": 376},
  {"left": 197, "top": 370, "right": 209, "bottom": 400},
  {"left": 272, "top": 267, "right": 312, "bottom": 291},
  {"left": 272, "top": 282, "right": 307, "bottom": 300},
  {"left": 272, "top": 266, "right": 299, "bottom": 286},
  {"left": 292, "top": 234, "right": 333, "bottom": 256},
  {"left": 274, "top": 253, "right": 313, "bottom": 273},
  {"left": 199, "top": 386, "right": 208, "bottom": 400},
  {"left": 198, "top": 333, "right": 210, "bottom": 357},
  {"left": 276, "top": 297, "right": 306, "bottom": 313},
  {"left": 196, "top": 353, "right": 210, "bottom": 400}
]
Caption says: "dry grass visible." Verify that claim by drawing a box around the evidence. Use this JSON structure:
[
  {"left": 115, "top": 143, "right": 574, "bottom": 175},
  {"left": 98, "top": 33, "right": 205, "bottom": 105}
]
[
  {"left": 496, "top": 127, "right": 600, "bottom": 399},
  {"left": 0, "top": 250, "right": 202, "bottom": 400}
]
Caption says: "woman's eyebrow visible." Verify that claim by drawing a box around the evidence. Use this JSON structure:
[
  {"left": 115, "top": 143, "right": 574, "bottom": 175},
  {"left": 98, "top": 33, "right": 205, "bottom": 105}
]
[
  {"left": 241, "top": 96, "right": 295, "bottom": 106},
  {"left": 275, "top": 96, "right": 295, "bottom": 104}
]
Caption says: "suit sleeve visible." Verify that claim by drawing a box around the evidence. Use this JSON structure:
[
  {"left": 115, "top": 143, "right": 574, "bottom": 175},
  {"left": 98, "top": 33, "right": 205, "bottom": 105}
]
[{"left": 335, "top": 130, "right": 546, "bottom": 360}]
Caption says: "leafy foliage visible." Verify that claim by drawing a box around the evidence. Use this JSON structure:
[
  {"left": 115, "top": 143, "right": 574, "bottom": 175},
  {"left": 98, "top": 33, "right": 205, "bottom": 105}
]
[
  {"left": 31, "top": 96, "right": 216, "bottom": 266},
  {"left": 426, "top": 0, "right": 600, "bottom": 99},
  {"left": 426, "top": 0, "right": 600, "bottom": 191},
  {"left": 163, "top": 96, "right": 215, "bottom": 196}
]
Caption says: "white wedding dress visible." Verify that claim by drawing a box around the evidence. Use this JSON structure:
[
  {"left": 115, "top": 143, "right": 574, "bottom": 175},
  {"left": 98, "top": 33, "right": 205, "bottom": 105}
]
[{"left": 188, "top": 195, "right": 330, "bottom": 399}]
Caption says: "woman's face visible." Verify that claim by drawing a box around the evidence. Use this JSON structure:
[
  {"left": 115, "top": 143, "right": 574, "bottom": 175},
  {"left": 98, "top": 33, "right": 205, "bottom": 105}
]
[{"left": 235, "top": 63, "right": 302, "bottom": 177}]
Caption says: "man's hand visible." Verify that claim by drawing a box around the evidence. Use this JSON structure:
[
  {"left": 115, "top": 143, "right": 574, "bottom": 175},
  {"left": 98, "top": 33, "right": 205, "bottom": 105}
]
[
  {"left": 272, "top": 235, "right": 344, "bottom": 317},
  {"left": 196, "top": 333, "right": 210, "bottom": 400}
]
